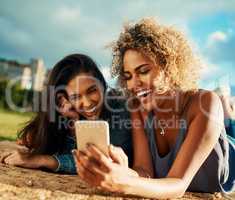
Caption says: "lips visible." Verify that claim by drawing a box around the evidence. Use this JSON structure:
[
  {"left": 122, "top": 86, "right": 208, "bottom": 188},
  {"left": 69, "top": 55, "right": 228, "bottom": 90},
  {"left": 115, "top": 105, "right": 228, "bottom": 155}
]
[
  {"left": 82, "top": 106, "right": 98, "bottom": 116},
  {"left": 81, "top": 106, "right": 98, "bottom": 118},
  {"left": 135, "top": 88, "right": 153, "bottom": 98},
  {"left": 84, "top": 106, "right": 97, "bottom": 113}
]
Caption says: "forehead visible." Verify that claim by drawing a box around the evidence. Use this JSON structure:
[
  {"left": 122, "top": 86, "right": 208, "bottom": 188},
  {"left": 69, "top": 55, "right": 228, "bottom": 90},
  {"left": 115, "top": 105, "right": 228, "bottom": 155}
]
[
  {"left": 123, "top": 49, "right": 154, "bottom": 71},
  {"left": 66, "top": 73, "right": 98, "bottom": 94}
]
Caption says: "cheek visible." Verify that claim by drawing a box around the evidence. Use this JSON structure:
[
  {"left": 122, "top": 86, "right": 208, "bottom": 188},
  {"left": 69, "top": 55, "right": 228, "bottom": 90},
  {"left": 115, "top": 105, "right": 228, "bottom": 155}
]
[
  {"left": 144, "top": 69, "right": 161, "bottom": 88},
  {"left": 126, "top": 81, "right": 132, "bottom": 90},
  {"left": 89, "top": 92, "right": 102, "bottom": 104},
  {"left": 140, "top": 74, "right": 154, "bottom": 87}
]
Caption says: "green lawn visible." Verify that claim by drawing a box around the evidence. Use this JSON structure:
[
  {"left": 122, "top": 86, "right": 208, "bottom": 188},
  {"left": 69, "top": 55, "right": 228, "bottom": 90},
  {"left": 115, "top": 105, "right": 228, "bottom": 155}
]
[{"left": 0, "top": 109, "right": 34, "bottom": 141}]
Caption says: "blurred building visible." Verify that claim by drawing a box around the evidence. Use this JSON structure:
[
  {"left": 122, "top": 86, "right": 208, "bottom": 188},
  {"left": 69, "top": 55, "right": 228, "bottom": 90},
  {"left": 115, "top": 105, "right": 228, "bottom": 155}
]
[{"left": 0, "top": 57, "right": 46, "bottom": 91}]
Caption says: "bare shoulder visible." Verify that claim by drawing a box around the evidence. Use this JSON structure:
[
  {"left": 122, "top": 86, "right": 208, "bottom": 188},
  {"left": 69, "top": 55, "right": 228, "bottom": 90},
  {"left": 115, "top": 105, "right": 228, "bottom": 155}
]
[
  {"left": 193, "top": 89, "right": 222, "bottom": 108},
  {"left": 186, "top": 89, "right": 223, "bottom": 122}
]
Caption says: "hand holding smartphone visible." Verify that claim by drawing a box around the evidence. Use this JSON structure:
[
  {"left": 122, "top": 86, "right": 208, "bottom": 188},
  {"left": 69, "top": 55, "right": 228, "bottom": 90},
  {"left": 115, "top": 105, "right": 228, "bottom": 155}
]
[{"left": 75, "top": 121, "right": 110, "bottom": 156}]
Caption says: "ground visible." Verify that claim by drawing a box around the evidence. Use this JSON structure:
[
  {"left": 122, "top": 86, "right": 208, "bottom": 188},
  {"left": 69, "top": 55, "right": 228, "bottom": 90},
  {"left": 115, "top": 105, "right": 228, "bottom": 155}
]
[
  {"left": 0, "top": 141, "right": 233, "bottom": 200},
  {"left": 0, "top": 110, "right": 233, "bottom": 199}
]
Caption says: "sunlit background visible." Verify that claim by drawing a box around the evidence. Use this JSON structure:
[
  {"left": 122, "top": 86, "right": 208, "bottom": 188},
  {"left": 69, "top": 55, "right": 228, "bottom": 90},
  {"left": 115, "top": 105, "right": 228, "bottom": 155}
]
[
  {"left": 0, "top": 0, "right": 234, "bottom": 139},
  {"left": 1, "top": 1, "right": 235, "bottom": 88}
]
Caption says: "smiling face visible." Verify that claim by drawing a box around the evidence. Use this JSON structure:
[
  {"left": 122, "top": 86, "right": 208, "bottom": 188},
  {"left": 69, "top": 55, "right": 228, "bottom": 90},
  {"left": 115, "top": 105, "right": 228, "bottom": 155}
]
[
  {"left": 66, "top": 72, "right": 104, "bottom": 120},
  {"left": 123, "top": 49, "right": 163, "bottom": 111}
]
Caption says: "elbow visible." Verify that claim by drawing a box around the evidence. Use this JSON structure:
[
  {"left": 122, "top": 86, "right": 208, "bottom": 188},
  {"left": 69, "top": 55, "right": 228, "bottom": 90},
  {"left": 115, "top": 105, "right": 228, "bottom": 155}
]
[
  {"left": 172, "top": 178, "right": 187, "bottom": 199},
  {"left": 176, "top": 189, "right": 186, "bottom": 199}
]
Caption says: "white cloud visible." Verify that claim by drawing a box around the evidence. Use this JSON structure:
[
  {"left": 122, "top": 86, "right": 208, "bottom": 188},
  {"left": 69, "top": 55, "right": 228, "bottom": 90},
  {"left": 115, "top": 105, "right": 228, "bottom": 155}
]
[
  {"left": 117, "top": 0, "right": 235, "bottom": 26},
  {"left": 200, "top": 61, "right": 220, "bottom": 79},
  {"left": 53, "top": 6, "right": 80, "bottom": 24},
  {"left": 0, "top": 0, "right": 235, "bottom": 71},
  {"left": 207, "top": 31, "right": 228, "bottom": 46},
  {"left": 205, "top": 29, "right": 235, "bottom": 63}
]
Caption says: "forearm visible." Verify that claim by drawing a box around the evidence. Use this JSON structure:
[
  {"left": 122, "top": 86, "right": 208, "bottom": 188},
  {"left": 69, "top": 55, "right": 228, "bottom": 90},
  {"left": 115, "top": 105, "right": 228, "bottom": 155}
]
[
  {"left": 52, "top": 154, "right": 77, "bottom": 174},
  {"left": 132, "top": 166, "right": 153, "bottom": 178},
  {"left": 39, "top": 155, "right": 59, "bottom": 171},
  {"left": 123, "top": 176, "right": 186, "bottom": 199}
]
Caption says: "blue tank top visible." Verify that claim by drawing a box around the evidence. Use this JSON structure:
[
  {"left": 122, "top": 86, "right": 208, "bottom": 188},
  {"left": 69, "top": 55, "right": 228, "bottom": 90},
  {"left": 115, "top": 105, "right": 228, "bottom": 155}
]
[{"left": 144, "top": 111, "right": 235, "bottom": 193}]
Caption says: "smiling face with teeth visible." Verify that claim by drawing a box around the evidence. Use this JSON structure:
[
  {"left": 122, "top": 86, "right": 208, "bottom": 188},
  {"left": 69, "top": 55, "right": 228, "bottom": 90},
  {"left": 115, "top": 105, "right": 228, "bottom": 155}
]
[
  {"left": 66, "top": 72, "right": 104, "bottom": 120},
  {"left": 123, "top": 49, "right": 164, "bottom": 111}
]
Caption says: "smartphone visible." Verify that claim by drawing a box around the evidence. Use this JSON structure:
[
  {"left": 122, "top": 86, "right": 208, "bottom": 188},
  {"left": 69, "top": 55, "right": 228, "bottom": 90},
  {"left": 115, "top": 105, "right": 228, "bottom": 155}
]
[{"left": 75, "top": 120, "right": 110, "bottom": 156}]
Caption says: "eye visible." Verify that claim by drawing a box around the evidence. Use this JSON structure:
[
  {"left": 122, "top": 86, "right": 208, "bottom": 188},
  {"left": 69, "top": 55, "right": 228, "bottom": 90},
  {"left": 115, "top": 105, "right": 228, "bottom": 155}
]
[
  {"left": 88, "top": 88, "right": 97, "bottom": 93},
  {"left": 87, "top": 86, "right": 98, "bottom": 95},
  {"left": 138, "top": 66, "right": 150, "bottom": 74},
  {"left": 122, "top": 72, "right": 132, "bottom": 81},
  {"left": 69, "top": 94, "right": 81, "bottom": 102}
]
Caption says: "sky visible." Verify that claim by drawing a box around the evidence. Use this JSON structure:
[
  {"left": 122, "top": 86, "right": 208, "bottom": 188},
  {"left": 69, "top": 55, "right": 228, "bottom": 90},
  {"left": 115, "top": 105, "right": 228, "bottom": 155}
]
[{"left": 0, "top": 0, "right": 235, "bottom": 90}]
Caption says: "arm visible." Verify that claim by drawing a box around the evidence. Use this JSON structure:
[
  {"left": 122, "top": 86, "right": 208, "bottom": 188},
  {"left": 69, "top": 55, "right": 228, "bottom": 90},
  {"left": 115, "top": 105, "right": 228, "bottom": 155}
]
[
  {"left": 52, "top": 153, "right": 77, "bottom": 174},
  {"left": 131, "top": 111, "right": 154, "bottom": 178},
  {"left": 75, "top": 144, "right": 185, "bottom": 198},
  {"left": 124, "top": 91, "right": 224, "bottom": 198},
  {"left": 75, "top": 91, "right": 224, "bottom": 199},
  {"left": 1, "top": 150, "right": 59, "bottom": 171},
  {"left": 1, "top": 150, "right": 77, "bottom": 174},
  {"left": 219, "top": 95, "right": 235, "bottom": 138}
]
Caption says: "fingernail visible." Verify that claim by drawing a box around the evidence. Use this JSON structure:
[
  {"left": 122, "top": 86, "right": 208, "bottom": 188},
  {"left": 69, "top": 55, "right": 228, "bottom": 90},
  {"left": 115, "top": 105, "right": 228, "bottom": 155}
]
[
  {"left": 80, "top": 150, "right": 86, "bottom": 156},
  {"left": 71, "top": 149, "right": 76, "bottom": 155},
  {"left": 72, "top": 150, "right": 79, "bottom": 161},
  {"left": 87, "top": 142, "right": 94, "bottom": 147}
]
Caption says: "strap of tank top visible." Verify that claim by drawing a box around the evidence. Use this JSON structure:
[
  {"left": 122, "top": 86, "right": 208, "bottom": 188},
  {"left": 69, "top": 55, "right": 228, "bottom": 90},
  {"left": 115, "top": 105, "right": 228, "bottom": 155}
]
[
  {"left": 177, "top": 91, "right": 196, "bottom": 127},
  {"left": 144, "top": 110, "right": 159, "bottom": 177}
]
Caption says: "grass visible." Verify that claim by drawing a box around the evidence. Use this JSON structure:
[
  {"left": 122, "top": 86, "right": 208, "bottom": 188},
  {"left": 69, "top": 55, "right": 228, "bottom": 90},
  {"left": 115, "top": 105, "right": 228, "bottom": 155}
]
[{"left": 0, "top": 108, "right": 34, "bottom": 141}]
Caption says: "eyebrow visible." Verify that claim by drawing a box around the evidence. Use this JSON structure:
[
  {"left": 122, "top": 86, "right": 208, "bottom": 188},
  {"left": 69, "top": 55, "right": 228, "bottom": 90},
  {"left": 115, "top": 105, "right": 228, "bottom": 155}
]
[
  {"left": 69, "top": 84, "right": 97, "bottom": 97},
  {"left": 87, "top": 84, "right": 97, "bottom": 92},
  {"left": 123, "top": 64, "right": 149, "bottom": 73},
  {"left": 68, "top": 93, "right": 80, "bottom": 99},
  {"left": 135, "top": 64, "right": 150, "bottom": 71}
]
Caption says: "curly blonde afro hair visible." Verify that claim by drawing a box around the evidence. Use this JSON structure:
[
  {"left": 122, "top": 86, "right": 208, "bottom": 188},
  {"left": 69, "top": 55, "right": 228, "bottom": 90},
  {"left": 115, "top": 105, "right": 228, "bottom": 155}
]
[{"left": 111, "top": 18, "right": 201, "bottom": 92}]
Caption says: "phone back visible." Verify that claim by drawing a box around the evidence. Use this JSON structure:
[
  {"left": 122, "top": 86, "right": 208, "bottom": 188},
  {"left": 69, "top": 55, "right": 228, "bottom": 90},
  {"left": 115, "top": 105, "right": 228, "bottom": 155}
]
[{"left": 75, "top": 120, "right": 110, "bottom": 155}]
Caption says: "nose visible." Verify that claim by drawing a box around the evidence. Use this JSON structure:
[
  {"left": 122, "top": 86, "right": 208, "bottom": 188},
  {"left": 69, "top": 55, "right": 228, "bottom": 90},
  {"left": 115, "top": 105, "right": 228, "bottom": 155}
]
[
  {"left": 128, "top": 74, "right": 143, "bottom": 90},
  {"left": 80, "top": 95, "right": 92, "bottom": 110}
]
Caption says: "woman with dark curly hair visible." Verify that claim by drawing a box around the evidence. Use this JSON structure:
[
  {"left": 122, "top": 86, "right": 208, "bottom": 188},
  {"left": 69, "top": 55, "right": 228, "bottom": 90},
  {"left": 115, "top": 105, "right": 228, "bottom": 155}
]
[{"left": 74, "top": 19, "right": 235, "bottom": 198}]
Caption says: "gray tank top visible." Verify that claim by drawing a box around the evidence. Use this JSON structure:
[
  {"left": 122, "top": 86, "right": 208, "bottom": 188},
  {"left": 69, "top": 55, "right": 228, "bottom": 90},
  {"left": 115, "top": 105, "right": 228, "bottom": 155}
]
[{"left": 144, "top": 109, "right": 235, "bottom": 193}]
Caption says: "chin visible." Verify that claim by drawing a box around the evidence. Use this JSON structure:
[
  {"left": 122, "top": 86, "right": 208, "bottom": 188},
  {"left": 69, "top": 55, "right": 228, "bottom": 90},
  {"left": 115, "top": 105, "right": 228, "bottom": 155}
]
[
  {"left": 87, "top": 115, "right": 99, "bottom": 120},
  {"left": 140, "top": 101, "right": 153, "bottom": 112},
  {"left": 81, "top": 110, "right": 101, "bottom": 120},
  {"left": 81, "top": 114, "right": 97, "bottom": 120}
]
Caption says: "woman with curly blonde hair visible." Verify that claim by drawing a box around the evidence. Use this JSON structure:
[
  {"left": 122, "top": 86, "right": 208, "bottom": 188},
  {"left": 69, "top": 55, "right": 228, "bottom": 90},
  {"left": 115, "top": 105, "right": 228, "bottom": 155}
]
[{"left": 74, "top": 18, "right": 235, "bottom": 198}]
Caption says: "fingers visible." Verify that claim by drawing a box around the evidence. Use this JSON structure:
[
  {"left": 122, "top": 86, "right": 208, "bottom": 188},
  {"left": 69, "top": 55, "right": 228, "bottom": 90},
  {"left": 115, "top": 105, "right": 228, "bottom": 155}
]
[
  {"left": 3, "top": 150, "right": 23, "bottom": 166},
  {"left": 18, "top": 147, "right": 30, "bottom": 154},
  {"left": 72, "top": 149, "right": 104, "bottom": 187},
  {"left": 108, "top": 145, "right": 128, "bottom": 167},
  {"left": 108, "top": 145, "right": 121, "bottom": 164},
  {"left": 72, "top": 148, "right": 126, "bottom": 193},
  {"left": 4, "top": 153, "right": 15, "bottom": 165},
  {"left": 80, "top": 151, "right": 105, "bottom": 176},
  {"left": 72, "top": 150, "right": 84, "bottom": 175},
  {"left": 0, "top": 152, "right": 13, "bottom": 163},
  {"left": 86, "top": 144, "right": 111, "bottom": 172}
]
